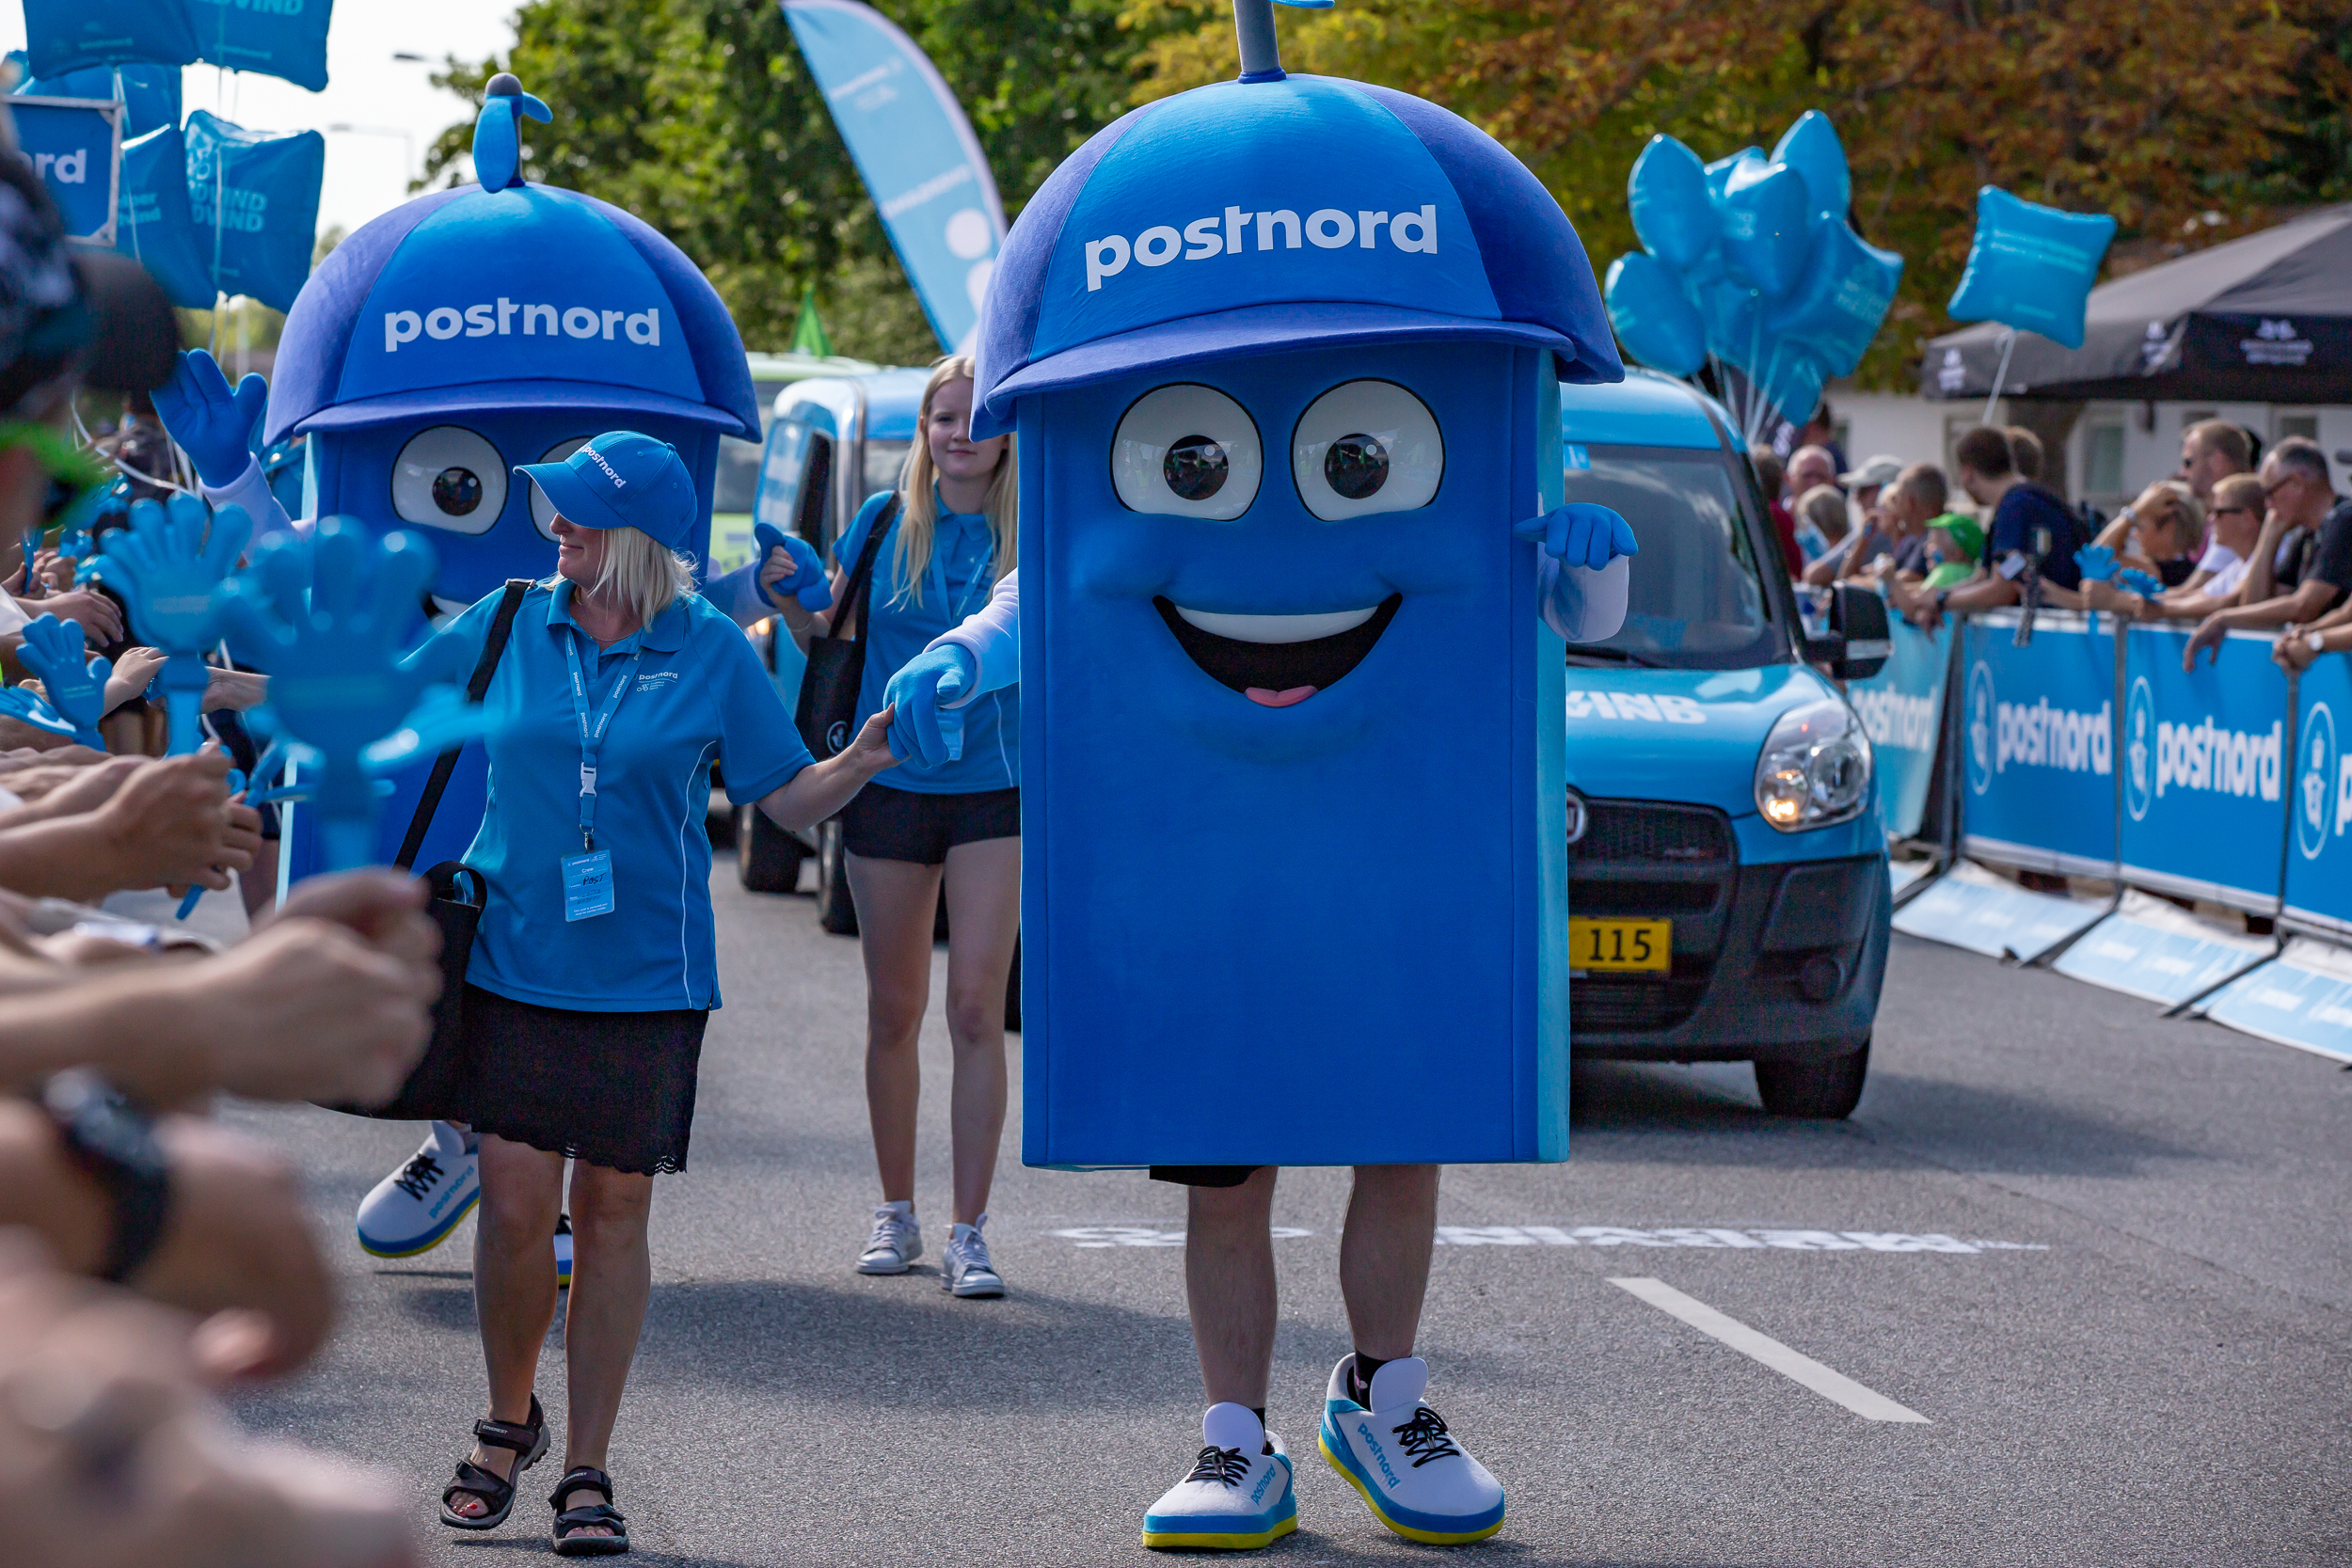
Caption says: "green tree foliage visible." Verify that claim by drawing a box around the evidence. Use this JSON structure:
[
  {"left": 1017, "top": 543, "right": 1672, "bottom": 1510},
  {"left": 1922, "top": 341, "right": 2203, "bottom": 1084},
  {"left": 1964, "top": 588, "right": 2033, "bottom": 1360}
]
[{"left": 423, "top": 0, "right": 1166, "bottom": 365}]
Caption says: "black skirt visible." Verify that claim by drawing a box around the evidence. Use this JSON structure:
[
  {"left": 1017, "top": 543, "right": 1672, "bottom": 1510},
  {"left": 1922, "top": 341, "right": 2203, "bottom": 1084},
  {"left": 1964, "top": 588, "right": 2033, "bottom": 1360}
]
[{"left": 402, "top": 985, "right": 708, "bottom": 1177}]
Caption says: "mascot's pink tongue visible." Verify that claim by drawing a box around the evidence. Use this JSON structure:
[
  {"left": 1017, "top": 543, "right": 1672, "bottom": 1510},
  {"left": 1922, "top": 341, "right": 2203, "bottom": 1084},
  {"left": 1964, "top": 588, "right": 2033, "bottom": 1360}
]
[{"left": 1246, "top": 685, "right": 1317, "bottom": 708}]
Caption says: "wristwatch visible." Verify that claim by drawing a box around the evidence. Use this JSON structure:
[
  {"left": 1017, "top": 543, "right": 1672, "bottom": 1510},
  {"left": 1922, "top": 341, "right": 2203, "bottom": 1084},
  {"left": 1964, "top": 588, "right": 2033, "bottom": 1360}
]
[
  {"left": 2311, "top": 630, "right": 2328, "bottom": 654},
  {"left": 40, "top": 1069, "right": 172, "bottom": 1283}
]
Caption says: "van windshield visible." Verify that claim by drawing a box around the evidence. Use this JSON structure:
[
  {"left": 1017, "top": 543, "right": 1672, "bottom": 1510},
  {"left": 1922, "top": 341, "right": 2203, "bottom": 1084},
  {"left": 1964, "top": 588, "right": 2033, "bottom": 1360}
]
[{"left": 1561, "top": 444, "right": 1784, "bottom": 670}]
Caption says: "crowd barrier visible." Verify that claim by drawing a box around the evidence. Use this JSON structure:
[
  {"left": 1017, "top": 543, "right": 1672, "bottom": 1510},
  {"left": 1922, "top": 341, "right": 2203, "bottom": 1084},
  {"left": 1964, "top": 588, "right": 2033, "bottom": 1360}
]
[{"left": 1844, "top": 603, "right": 2352, "bottom": 1063}]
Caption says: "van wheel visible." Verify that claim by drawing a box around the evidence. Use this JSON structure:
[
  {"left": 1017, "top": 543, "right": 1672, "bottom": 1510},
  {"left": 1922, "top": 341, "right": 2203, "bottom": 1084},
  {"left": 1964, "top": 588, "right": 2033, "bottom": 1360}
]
[
  {"left": 816, "top": 819, "right": 858, "bottom": 935},
  {"left": 735, "top": 802, "right": 805, "bottom": 894},
  {"left": 1754, "top": 1039, "right": 1868, "bottom": 1118}
]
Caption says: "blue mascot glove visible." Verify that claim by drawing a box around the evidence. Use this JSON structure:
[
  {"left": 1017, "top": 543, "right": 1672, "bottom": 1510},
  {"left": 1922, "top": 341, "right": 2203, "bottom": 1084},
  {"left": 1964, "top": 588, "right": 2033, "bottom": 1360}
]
[
  {"left": 88, "top": 494, "right": 252, "bottom": 755},
  {"left": 2115, "top": 567, "right": 2162, "bottom": 598},
  {"left": 2073, "top": 543, "right": 2117, "bottom": 583},
  {"left": 0, "top": 686, "right": 79, "bottom": 743},
  {"left": 152, "top": 349, "right": 268, "bottom": 487},
  {"left": 754, "top": 523, "right": 831, "bottom": 612},
  {"left": 883, "top": 643, "right": 976, "bottom": 768},
  {"left": 13, "top": 614, "right": 111, "bottom": 748},
  {"left": 213, "top": 518, "right": 440, "bottom": 870},
  {"left": 1514, "top": 502, "right": 1639, "bottom": 570}
]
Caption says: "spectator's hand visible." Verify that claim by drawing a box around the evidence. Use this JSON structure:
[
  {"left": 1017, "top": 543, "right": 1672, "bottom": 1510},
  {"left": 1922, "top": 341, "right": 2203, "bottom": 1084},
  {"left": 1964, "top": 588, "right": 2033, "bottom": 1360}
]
[
  {"left": 151, "top": 349, "right": 268, "bottom": 489},
  {"left": 103, "top": 644, "right": 166, "bottom": 711},
  {"left": 191, "top": 916, "right": 437, "bottom": 1106},
  {"left": 754, "top": 523, "right": 831, "bottom": 612},
  {"left": 32, "top": 588, "right": 123, "bottom": 647},
  {"left": 91, "top": 751, "right": 253, "bottom": 893},
  {"left": 883, "top": 644, "right": 975, "bottom": 768},
  {"left": 0, "top": 743, "right": 105, "bottom": 775},
  {"left": 1, "top": 753, "right": 143, "bottom": 814},
  {"left": 2275, "top": 626, "right": 2318, "bottom": 673},
  {"left": 268, "top": 868, "right": 440, "bottom": 979},
  {"left": 2184, "top": 614, "right": 2228, "bottom": 671},
  {"left": 201, "top": 665, "right": 267, "bottom": 711},
  {"left": 1515, "top": 502, "right": 1638, "bottom": 570}
]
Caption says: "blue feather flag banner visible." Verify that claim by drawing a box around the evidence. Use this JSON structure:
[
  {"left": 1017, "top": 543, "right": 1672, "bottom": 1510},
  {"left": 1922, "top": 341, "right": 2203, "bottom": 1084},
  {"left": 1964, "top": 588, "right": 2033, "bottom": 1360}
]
[
  {"left": 184, "top": 110, "right": 325, "bottom": 313},
  {"left": 782, "top": 0, "right": 1003, "bottom": 351}
]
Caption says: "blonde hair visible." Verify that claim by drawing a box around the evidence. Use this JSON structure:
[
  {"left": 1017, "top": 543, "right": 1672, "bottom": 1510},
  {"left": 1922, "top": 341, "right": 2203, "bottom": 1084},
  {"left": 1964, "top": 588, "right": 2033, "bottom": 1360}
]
[
  {"left": 547, "top": 525, "right": 697, "bottom": 628},
  {"left": 1796, "top": 483, "right": 1849, "bottom": 540},
  {"left": 891, "top": 353, "right": 1016, "bottom": 608},
  {"left": 2132, "top": 478, "right": 2204, "bottom": 543}
]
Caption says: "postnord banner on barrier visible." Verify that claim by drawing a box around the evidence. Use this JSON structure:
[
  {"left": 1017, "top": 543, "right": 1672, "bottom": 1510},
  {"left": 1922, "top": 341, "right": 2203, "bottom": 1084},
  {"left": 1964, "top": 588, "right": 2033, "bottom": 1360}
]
[
  {"left": 1846, "top": 609, "right": 1946, "bottom": 841},
  {"left": 2284, "top": 652, "right": 2352, "bottom": 937},
  {"left": 2119, "top": 625, "right": 2288, "bottom": 911},
  {"left": 1960, "top": 610, "right": 2114, "bottom": 877}
]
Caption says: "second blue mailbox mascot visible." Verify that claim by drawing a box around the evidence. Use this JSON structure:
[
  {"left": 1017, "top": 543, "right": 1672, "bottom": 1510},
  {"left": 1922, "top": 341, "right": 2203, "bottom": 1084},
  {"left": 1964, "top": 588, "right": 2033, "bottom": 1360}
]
[{"left": 885, "top": 3, "right": 1636, "bottom": 1549}]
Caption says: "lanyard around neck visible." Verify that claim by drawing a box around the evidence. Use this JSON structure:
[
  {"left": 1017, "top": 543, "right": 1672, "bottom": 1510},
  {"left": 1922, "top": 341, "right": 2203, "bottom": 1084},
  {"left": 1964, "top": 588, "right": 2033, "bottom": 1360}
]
[
  {"left": 563, "top": 626, "right": 645, "bottom": 852},
  {"left": 925, "top": 511, "right": 994, "bottom": 625}
]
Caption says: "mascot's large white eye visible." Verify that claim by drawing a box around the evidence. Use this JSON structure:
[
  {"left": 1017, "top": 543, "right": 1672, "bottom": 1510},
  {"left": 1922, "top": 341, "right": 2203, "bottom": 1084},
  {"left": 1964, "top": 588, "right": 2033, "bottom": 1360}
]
[
  {"left": 391, "top": 426, "right": 507, "bottom": 534},
  {"left": 529, "top": 436, "right": 592, "bottom": 540},
  {"left": 1111, "top": 384, "right": 1261, "bottom": 521},
  {"left": 1291, "top": 380, "right": 1443, "bottom": 521}
]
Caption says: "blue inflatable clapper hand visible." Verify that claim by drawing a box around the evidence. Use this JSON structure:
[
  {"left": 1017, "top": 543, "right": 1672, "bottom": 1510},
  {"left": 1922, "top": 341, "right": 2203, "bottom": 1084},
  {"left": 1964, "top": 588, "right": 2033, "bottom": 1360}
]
[
  {"left": 14, "top": 614, "right": 111, "bottom": 748},
  {"left": 1515, "top": 503, "right": 1639, "bottom": 571},
  {"left": 2073, "top": 543, "right": 2117, "bottom": 582},
  {"left": 90, "top": 494, "right": 252, "bottom": 755},
  {"left": 151, "top": 349, "right": 269, "bottom": 487},
  {"left": 883, "top": 643, "right": 976, "bottom": 768},
  {"left": 471, "top": 73, "right": 552, "bottom": 194},
  {"left": 754, "top": 523, "right": 832, "bottom": 612},
  {"left": 0, "top": 686, "right": 77, "bottom": 742},
  {"left": 2116, "top": 568, "right": 2161, "bottom": 598},
  {"left": 213, "top": 518, "right": 439, "bottom": 871},
  {"left": 360, "top": 685, "right": 513, "bottom": 775}
]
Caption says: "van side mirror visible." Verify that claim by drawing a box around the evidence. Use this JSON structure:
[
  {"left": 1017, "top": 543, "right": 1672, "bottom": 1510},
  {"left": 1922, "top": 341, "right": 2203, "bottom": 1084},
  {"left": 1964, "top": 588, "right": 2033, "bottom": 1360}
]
[{"left": 1803, "top": 584, "right": 1892, "bottom": 680}]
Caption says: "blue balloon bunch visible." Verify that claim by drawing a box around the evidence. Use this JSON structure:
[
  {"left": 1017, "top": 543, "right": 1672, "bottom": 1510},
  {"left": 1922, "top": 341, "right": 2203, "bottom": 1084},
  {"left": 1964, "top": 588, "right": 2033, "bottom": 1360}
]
[{"left": 1603, "top": 112, "right": 1903, "bottom": 436}]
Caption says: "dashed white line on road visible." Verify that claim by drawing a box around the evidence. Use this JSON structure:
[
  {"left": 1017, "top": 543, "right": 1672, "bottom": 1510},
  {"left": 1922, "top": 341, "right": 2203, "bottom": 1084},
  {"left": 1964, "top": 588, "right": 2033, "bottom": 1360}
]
[
  {"left": 1608, "top": 1276, "right": 1931, "bottom": 1424},
  {"left": 1437, "top": 1225, "right": 2047, "bottom": 1252}
]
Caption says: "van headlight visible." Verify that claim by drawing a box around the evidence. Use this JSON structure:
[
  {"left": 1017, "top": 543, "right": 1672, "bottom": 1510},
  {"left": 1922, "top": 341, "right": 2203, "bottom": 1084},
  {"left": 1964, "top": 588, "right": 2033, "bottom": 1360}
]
[{"left": 1754, "top": 699, "right": 1873, "bottom": 831}]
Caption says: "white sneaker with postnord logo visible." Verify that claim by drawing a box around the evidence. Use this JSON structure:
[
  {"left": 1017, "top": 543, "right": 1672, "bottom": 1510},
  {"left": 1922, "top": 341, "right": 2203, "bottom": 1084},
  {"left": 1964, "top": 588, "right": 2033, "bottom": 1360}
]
[
  {"left": 1318, "top": 1354, "right": 1504, "bottom": 1544},
  {"left": 1142, "top": 1402, "right": 1296, "bottom": 1550},
  {"left": 356, "top": 1121, "right": 480, "bottom": 1258}
]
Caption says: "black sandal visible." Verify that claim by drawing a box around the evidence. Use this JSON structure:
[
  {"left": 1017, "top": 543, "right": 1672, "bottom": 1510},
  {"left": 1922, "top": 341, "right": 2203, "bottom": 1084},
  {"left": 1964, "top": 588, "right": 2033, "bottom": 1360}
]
[
  {"left": 548, "top": 1465, "right": 629, "bottom": 1557},
  {"left": 437, "top": 1394, "right": 548, "bottom": 1530}
]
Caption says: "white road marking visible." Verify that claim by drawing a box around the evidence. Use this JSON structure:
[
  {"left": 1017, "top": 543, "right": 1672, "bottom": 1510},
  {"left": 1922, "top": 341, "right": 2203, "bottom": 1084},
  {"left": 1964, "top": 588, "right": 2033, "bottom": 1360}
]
[
  {"left": 1609, "top": 1276, "right": 1931, "bottom": 1424},
  {"left": 1435, "top": 1225, "right": 2045, "bottom": 1252},
  {"left": 1050, "top": 1226, "right": 1313, "bottom": 1248}
]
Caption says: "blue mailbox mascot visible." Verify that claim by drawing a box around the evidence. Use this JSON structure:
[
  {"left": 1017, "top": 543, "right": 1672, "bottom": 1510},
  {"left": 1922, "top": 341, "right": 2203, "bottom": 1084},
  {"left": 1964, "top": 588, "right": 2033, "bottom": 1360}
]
[
  {"left": 884, "top": 5, "right": 1635, "bottom": 1549},
  {"left": 151, "top": 75, "right": 770, "bottom": 1260}
]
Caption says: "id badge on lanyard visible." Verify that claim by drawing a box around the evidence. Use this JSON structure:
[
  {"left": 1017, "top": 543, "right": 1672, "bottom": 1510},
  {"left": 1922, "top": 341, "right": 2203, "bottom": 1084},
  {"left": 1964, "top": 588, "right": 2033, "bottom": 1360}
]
[{"left": 563, "top": 630, "right": 643, "bottom": 922}]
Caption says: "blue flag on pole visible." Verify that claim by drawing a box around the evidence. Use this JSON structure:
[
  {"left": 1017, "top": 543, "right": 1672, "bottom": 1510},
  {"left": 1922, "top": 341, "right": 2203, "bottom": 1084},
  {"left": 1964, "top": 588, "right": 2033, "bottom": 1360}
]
[
  {"left": 187, "top": 0, "right": 334, "bottom": 93},
  {"left": 114, "top": 123, "right": 215, "bottom": 309},
  {"left": 21, "top": 0, "right": 199, "bottom": 78},
  {"left": 9, "top": 56, "right": 181, "bottom": 137},
  {"left": 8, "top": 98, "right": 122, "bottom": 245},
  {"left": 184, "top": 110, "right": 325, "bottom": 312},
  {"left": 781, "top": 0, "right": 1003, "bottom": 351}
]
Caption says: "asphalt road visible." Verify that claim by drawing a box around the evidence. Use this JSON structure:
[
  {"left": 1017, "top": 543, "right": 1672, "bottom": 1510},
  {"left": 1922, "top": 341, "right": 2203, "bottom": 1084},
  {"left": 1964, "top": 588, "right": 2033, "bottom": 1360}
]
[{"left": 225, "top": 858, "right": 2352, "bottom": 1567}]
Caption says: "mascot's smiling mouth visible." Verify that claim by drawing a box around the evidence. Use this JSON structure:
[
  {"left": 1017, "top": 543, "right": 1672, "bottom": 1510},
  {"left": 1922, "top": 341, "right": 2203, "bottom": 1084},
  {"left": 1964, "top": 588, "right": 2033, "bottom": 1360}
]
[{"left": 1153, "top": 594, "right": 1402, "bottom": 707}]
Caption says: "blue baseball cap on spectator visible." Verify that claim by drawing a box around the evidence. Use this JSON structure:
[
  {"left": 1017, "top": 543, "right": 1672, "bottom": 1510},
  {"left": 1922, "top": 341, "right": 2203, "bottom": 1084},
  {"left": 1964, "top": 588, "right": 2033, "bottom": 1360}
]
[{"left": 515, "top": 430, "right": 695, "bottom": 546}]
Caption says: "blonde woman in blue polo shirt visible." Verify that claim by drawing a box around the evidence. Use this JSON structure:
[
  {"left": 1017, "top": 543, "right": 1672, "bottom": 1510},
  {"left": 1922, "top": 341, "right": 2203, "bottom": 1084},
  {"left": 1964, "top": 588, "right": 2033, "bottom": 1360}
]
[{"left": 416, "top": 432, "right": 897, "bottom": 1555}]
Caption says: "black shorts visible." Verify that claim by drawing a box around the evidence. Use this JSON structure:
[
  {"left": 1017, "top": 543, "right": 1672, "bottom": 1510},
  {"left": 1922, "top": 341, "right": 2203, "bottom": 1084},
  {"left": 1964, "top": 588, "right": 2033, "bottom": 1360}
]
[
  {"left": 1150, "top": 1165, "right": 1271, "bottom": 1189},
  {"left": 840, "top": 782, "right": 1018, "bottom": 865}
]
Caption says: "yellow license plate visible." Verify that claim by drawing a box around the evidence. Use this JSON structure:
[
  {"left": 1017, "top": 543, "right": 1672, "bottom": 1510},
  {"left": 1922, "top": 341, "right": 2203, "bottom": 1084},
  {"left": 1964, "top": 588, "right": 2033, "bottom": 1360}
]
[{"left": 1570, "top": 917, "right": 1671, "bottom": 974}]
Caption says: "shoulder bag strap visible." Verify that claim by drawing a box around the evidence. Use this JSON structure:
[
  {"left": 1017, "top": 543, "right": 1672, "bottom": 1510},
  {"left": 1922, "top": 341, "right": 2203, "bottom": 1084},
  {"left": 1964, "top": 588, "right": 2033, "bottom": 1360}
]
[
  {"left": 395, "top": 578, "right": 531, "bottom": 871},
  {"left": 831, "top": 493, "right": 898, "bottom": 646}
]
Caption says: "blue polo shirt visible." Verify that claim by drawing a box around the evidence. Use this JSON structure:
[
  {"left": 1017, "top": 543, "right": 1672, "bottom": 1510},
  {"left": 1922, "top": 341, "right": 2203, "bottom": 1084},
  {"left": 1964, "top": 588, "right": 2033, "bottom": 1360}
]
[
  {"left": 835, "top": 489, "right": 1018, "bottom": 793},
  {"left": 405, "top": 581, "right": 812, "bottom": 1013}
]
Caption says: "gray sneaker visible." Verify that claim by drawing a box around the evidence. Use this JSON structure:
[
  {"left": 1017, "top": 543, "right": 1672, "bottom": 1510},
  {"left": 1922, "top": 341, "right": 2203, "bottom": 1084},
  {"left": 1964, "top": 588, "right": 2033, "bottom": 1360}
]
[
  {"left": 856, "top": 1201, "right": 921, "bottom": 1275},
  {"left": 941, "top": 1214, "right": 1004, "bottom": 1298}
]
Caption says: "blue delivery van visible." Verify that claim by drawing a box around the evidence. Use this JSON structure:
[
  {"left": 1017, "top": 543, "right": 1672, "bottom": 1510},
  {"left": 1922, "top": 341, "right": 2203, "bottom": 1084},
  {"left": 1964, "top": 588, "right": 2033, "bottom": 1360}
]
[{"left": 737, "top": 365, "right": 1893, "bottom": 1117}]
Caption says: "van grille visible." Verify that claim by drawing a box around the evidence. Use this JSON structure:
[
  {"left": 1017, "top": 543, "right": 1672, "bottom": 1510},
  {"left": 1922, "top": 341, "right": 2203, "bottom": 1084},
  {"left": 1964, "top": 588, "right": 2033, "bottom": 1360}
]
[{"left": 1570, "top": 801, "right": 1731, "bottom": 865}]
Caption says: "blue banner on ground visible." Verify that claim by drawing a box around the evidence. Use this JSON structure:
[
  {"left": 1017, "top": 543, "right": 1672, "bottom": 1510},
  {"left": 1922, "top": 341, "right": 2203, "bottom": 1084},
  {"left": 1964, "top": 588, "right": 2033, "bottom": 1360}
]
[
  {"left": 1847, "top": 608, "right": 1945, "bottom": 840},
  {"left": 782, "top": 0, "right": 1003, "bottom": 352},
  {"left": 22, "top": 0, "right": 198, "bottom": 77},
  {"left": 188, "top": 0, "right": 333, "bottom": 92},
  {"left": 1960, "top": 610, "right": 2114, "bottom": 876},
  {"left": 10, "top": 58, "right": 180, "bottom": 137},
  {"left": 183, "top": 111, "right": 325, "bottom": 312},
  {"left": 2199, "top": 938, "right": 2352, "bottom": 1064},
  {"left": 2119, "top": 626, "right": 2287, "bottom": 910},
  {"left": 2051, "top": 892, "right": 2269, "bottom": 1006},
  {"left": 2282, "top": 654, "right": 2352, "bottom": 938},
  {"left": 113, "top": 123, "right": 215, "bottom": 309},
  {"left": 1889, "top": 858, "right": 2105, "bottom": 962},
  {"left": 8, "top": 98, "right": 121, "bottom": 244}
]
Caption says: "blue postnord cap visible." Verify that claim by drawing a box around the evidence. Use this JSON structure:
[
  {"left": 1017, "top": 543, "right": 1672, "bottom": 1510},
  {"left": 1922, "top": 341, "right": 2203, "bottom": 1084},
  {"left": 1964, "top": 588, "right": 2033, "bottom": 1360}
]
[
  {"left": 971, "top": 74, "right": 1622, "bottom": 436},
  {"left": 516, "top": 431, "right": 697, "bottom": 548}
]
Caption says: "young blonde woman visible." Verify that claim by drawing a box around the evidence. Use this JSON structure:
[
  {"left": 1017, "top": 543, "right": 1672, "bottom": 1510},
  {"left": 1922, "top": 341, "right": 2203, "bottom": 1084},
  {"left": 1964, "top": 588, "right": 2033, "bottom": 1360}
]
[
  {"left": 767, "top": 355, "right": 1021, "bottom": 1297},
  {"left": 411, "top": 433, "right": 898, "bottom": 1553}
]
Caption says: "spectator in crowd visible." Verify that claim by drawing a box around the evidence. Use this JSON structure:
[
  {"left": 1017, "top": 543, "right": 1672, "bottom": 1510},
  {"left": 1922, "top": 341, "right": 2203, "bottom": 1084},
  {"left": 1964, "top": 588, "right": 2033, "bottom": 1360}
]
[
  {"left": 1886, "top": 426, "right": 2086, "bottom": 628},
  {"left": 1786, "top": 443, "right": 1838, "bottom": 501},
  {"left": 2093, "top": 480, "right": 2206, "bottom": 584},
  {"left": 2183, "top": 437, "right": 2352, "bottom": 666},
  {"left": 1776, "top": 400, "right": 1848, "bottom": 472},
  {"left": 1919, "top": 513, "right": 1985, "bottom": 591},
  {"left": 1804, "top": 455, "right": 1915, "bottom": 584},
  {"left": 1748, "top": 445, "right": 1803, "bottom": 576},
  {"left": 1848, "top": 463, "right": 1950, "bottom": 583},
  {"left": 2005, "top": 425, "right": 2044, "bottom": 484},
  {"left": 2083, "top": 481, "right": 2256, "bottom": 623},
  {"left": 1790, "top": 483, "right": 1851, "bottom": 564},
  {"left": 2178, "top": 418, "right": 2254, "bottom": 505}
]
